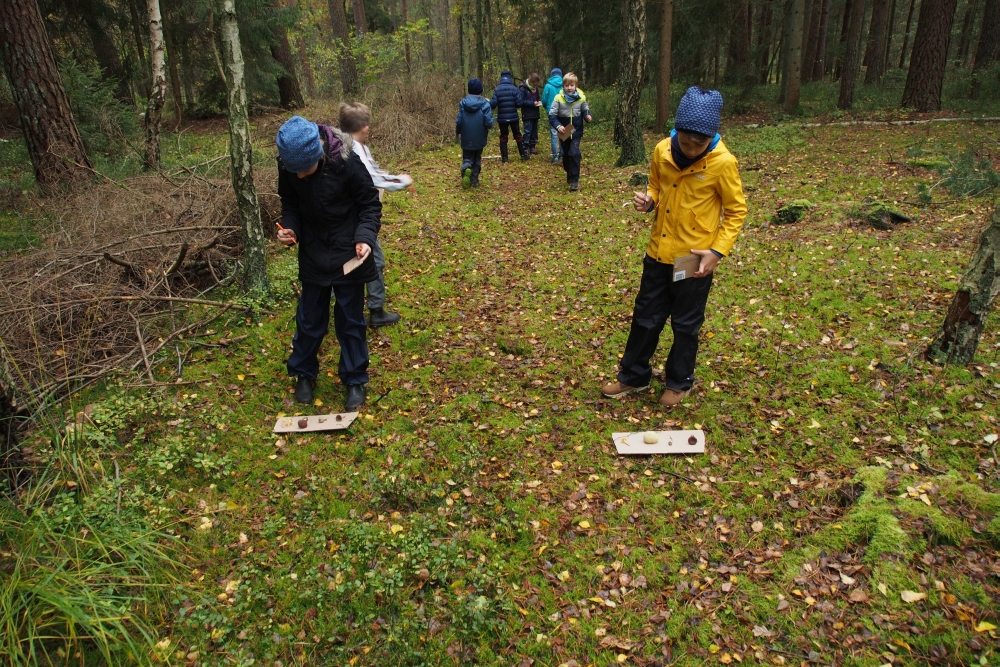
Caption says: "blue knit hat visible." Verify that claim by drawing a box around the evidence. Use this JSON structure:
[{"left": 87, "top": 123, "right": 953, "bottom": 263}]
[
  {"left": 276, "top": 115, "right": 324, "bottom": 173},
  {"left": 674, "top": 87, "right": 724, "bottom": 137},
  {"left": 550, "top": 68, "right": 562, "bottom": 77},
  {"left": 468, "top": 78, "right": 483, "bottom": 95}
]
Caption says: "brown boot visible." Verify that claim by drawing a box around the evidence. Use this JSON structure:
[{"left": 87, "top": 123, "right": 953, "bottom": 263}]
[
  {"left": 600, "top": 380, "right": 648, "bottom": 399},
  {"left": 658, "top": 387, "right": 691, "bottom": 408}
]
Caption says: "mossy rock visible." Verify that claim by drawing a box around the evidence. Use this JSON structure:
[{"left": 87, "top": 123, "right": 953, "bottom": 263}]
[
  {"left": 851, "top": 200, "right": 913, "bottom": 230},
  {"left": 628, "top": 172, "right": 649, "bottom": 186},
  {"left": 771, "top": 199, "right": 813, "bottom": 225}
]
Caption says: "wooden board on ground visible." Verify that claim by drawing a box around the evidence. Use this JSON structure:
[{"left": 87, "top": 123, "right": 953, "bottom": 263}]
[
  {"left": 613, "top": 430, "right": 705, "bottom": 455},
  {"left": 273, "top": 412, "right": 359, "bottom": 433}
]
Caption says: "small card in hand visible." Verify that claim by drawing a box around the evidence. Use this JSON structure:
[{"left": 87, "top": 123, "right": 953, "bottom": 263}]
[
  {"left": 672, "top": 254, "right": 700, "bottom": 282},
  {"left": 343, "top": 256, "right": 364, "bottom": 275}
]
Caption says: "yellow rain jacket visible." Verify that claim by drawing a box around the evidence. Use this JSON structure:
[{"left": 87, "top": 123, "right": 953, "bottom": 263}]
[{"left": 645, "top": 136, "right": 748, "bottom": 264}]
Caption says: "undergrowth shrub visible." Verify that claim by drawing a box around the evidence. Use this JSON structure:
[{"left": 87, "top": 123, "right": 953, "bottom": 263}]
[{"left": 59, "top": 59, "right": 138, "bottom": 158}]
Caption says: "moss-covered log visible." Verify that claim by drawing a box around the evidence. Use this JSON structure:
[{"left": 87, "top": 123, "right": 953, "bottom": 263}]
[{"left": 925, "top": 206, "right": 1000, "bottom": 364}]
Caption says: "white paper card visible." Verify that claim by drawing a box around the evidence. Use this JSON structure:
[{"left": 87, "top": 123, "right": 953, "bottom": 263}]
[
  {"left": 612, "top": 429, "right": 705, "bottom": 455},
  {"left": 343, "top": 256, "right": 364, "bottom": 275},
  {"left": 273, "top": 412, "right": 359, "bottom": 433}
]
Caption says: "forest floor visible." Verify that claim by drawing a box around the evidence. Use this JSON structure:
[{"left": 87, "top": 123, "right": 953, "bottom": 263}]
[{"left": 15, "top": 118, "right": 1000, "bottom": 666}]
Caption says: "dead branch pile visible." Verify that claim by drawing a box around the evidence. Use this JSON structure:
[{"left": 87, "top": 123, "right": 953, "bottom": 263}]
[{"left": 0, "top": 169, "right": 280, "bottom": 407}]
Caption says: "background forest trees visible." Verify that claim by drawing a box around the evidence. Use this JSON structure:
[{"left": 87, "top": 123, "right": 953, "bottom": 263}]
[{"left": 2, "top": 0, "right": 1000, "bottom": 171}]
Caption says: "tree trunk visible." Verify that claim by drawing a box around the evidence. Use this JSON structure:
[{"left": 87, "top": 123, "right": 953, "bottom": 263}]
[
  {"left": 811, "top": 0, "right": 832, "bottom": 79},
  {"left": 458, "top": 1, "right": 465, "bottom": 75},
  {"left": 925, "top": 207, "right": 1000, "bottom": 365},
  {"left": 402, "top": 0, "right": 412, "bottom": 73},
  {"left": 898, "top": 0, "right": 917, "bottom": 68},
  {"left": 957, "top": 0, "right": 981, "bottom": 64},
  {"left": 328, "top": 0, "right": 359, "bottom": 95},
  {"left": 656, "top": 0, "right": 674, "bottom": 131},
  {"left": 756, "top": 0, "right": 775, "bottom": 83},
  {"left": 615, "top": 0, "right": 647, "bottom": 166},
  {"left": 219, "top": 0, "right": 270, "bottom": 297},
  {"left": 783, "top": 0, "right": 806, "bottom": 111},
  {"left": 883, "top": 0, "right": 898, "bottom": 70},
  {"left": 971, "top": 0, "right": 1000, "bottom": 96},
  {"left": 864, "top": 0, "right": 891, "bottom": 82},
  {"left": 901, "top": 0, "right": 959, "bottom": 110},
  {"left": 287, "top": 0, "right": 315, "bottom": 98},
  {"left": 0, "top": 0, "right": 93, "bottom": 189},
  {"left": 82, "top": 4, "right": 133, "bottom": 105},
  {"left": 725, "top": 0, "right": 751, "bottom": 85},
  {"left": 835, "top": 0, "right": 854, "bottom": 78},
  {"left": 128, "top": 0, "right": 147, "bottom": 71},
  {"left": 352, "top": 0, "right": 367, "bottom": 35},
  {"left": 163, "top": 16, "right": 183, "bottom": 125},
  {"left": 474, "top": 0, "right": 484, "bottom": 79},
  {"left": 270, "top": 3, "right": 305, "bottom": 109},
  {"left": 801, "top": 0, "right": 823, "bottom": 80},
  {"left": 144, "top": 0, "right": 167, "bottom": 169},
  {"left": 837, "top": 0, "right": 867, "bottom": 108}
]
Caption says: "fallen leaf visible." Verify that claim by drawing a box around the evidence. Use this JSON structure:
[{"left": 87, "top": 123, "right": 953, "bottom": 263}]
[
  {"left": 878, "top": 583, "right": 888, "bottom": 596},
  {"left": 751, "top": 521, "right": 764, "bottom": 533},
  {"left": 848, "top": 589, "right": 869, "bottom": 603},
  {"left": 839, "top": 572, "right": 856, "bottom": 586},
  {"left": 752, "top": 625, "right": 774, "bottom": 638},
  {"left": 578, "top": 520, "right": 591, "bottom": 529},
  {"left": 390, "top": 524, "right": 404, "bottom": 534},
  {"left": 900, "top": 590, "right": 926, "bottom": 603},
  {"left": 974, "top": 621, "right": 997, "bottom": 632}
]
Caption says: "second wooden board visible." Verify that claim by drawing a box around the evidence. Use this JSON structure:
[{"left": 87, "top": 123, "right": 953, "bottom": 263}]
[
  {"left": 612, "top": 430, "right": 705, "bottom": 455},
  {"left": 273, "top": 412, "right": 359, "bottom": 433}
]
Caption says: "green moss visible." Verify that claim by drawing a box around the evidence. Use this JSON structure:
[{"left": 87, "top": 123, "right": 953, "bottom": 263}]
[{"left": 897, "top": 501, "right": 971, "bottom": 546}]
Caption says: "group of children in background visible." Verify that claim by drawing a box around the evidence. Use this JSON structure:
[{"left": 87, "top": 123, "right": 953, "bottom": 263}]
[{"left": 456, "top": 67, "right": 591, "bottom": 190}]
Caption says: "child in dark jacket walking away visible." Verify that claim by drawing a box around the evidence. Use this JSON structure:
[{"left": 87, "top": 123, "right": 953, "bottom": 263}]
[
  {"left": 490, "top": 69, "right": 526, "bottom": 162},
  {"left": 275, "top": 115, "right": 382, "bottom": 411},
  {"left": 548, "top": 72, "right": 591, "bottom": 190},
  {"left": 456, "top": 78, "right": 493, "bottom": 188},
  {"left": 518, "top": 73, "right": 543, "bottom": 157}
]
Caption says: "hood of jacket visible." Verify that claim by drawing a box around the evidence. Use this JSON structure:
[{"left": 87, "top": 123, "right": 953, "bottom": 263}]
[
  {"left": 498, "top": 72, "right": 515, "bottom": 86},
  {"left": 459, "top": 94, "right": 490, "bottom": 112},
  {"left": 546, "top": 74, "right": 563, "bottom": 89},
  {"left": 318, "top": 123, "right": 354, "bottom": 163}
]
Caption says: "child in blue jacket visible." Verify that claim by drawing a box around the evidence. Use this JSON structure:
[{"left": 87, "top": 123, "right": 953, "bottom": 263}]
[
  {"left": 455, "top": 78, "right": 493, "bottom": 188},
  {"left": 490, "top": 69, "right": 525, "bottom": 162},
  {"left": 518, "top": 73, "right": 543, "bottom": 157}
]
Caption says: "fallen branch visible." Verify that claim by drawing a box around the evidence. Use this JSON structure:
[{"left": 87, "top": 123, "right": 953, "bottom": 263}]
[
  {"left": 0, "top": 295, "right": 236, "bottom": 317},
  {"left": 165, "top": 243, "right": 190, "bottom": 276}
]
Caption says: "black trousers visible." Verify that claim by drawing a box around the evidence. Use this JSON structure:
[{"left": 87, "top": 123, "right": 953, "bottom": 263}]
[
  {"left": 498, "top": 120, "right": 522, "bottom": 144},
  {"left": 522, "top": 118, "right": 539, "bottom": 148},
  {"left": 560, "top": 136, "right": 582, "bottom": 182},
  {"left": 286, "top": 281, "right": 369, "bottom": 385},
  {"left": 460, "top": 149, "right": 482, "bottom": 184},
  {"left": 617, "top": 254, "right": 713, "bottom": 391}
]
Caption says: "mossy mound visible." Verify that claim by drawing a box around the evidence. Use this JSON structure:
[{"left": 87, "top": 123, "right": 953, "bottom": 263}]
[
  {"left": 771, "top": 199, "right": 813, "bottom": 225},
  {"left": 850, "top": 200, "right": 914, "bottom": 230}
]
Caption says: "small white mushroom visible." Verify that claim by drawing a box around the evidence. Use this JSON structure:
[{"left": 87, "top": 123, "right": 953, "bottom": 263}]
[{"left": 642, "top": 431, "right": 659, "bottom": 444}]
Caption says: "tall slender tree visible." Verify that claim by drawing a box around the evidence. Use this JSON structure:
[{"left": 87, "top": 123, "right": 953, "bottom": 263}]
[
  {"left": 329, "top": 0, "right": 359, "bottom": 95},
  {"left": 656, "top": 0, "right": 674, "bottom": 131},
  {"left": 837, "top": 0, "right": 867, "bottom": 108},
  {"left": 782, "top": 0, "right": 807, "bottom": 111},
  {"left": 864, "top": 0, "right": 892, "bottom": 82},
  {"left": 0, "top": 0, "right": 93, "bottom": 189},
  {"left": 901, "top": 0, "right": 959, "bottom": 110},
  {"left": 970, "top": 0, "right": 1000, "bottom": 96},
  {"left": 219, "top": 0, "right": 270, "bottom": 296},
  {"left": 897, "top": 0, "right": 918, "bottom": 68},
  {"left": 79, "top": 0, "right": 133, "bottom": 105},
  {"left": 810, "top": 0, "right": 832, "bottom": 78},
  {"left": 957, "top": 0, "right": 981, "bottom": 64},
  {"left": 725, "top": 0, "right": 752, "bottom": 85},
  {"left": 145, "top": 0, "right": 167, "bottom": 168},
  {"left": 271, "top": 0, "right": 305, "bottom": 108},
  {"left": 615, "top": 0, "right": 647, "bottom": 166}
]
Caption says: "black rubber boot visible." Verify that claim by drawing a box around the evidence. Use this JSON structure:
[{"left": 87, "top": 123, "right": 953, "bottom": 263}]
[
  {"left": 517, "top": 140, "right": 529, "bottom": 160},
  {"left": 500, "top": 143, "right": 509, "bottom": 163},
  {"left": 345, "top": 384, "right": 366, "bottom": 411},
  {"left": 294, "top": 377, "right": 315, "bottom": 404},
  {"left": 369, "top": 307, "right": 401, "bottom": 327}
]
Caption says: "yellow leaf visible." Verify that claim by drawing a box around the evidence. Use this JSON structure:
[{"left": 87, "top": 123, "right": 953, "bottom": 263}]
[
  {"left": 551, "top": 460, "right": 563, "bottom": 469},
  {"left": 557, "top": 570, "right": 570, "bottom": 582},
  {"left": 720, "top": 653, "right": 733, "bottom": 664},
  {"left": 237, "top": 374, "right": 245, "bottom": 381},
  {"left": 313, "top": 398, "right": 323, "bottom": 407},
  {"left": 578, "top": 520, "right": 591, "bottom": 529},
  {"left": 589, "top": 597, "right": 605, "bottom": 604},
  {"left": 900, "top": 590, "right": 926, "bottom": 603},
  {"left": 974, "top": 621, "right": 997, "bottom": 632},
  {"left": 390, "top": 524, "right": 404, "bottom": 534},
  {"left": 709, "top": 644, "right": 721, "bottom": 654}
]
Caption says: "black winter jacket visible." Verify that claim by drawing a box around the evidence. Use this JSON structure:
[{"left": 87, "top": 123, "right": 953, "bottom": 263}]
[
  {"left": 518, "top": 82, "right": 541, "bottom": 120},
  {"left": 278, "top": 125, "right": 381, "bottom": 286},
  {"left": 489, "top": 72, "right": 522, "bottom": 123}
]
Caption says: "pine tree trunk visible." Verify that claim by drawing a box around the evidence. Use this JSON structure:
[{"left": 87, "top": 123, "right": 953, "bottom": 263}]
[
  {"left": 656, "top": 0, "right": 673, "bottom": 130},
  {"left": 288, "top": 0, "right": 315, "bottom": 98},
  {"left": 82, "top": 3, "right": 133, "bottom": 105},
  {"left": 957, "top": 0, "right": 981, "bottom": 64},
  {"left": 925, "top": 206, "right": 1000, "bottom": 365},
  {"left": 458, "top": 2, "right": 466, "bottom": 75},
  {"left": 864, "top": 0, "right": 891, "bottom": 82},
  {"left": 756, "top": 0, "right": 775, "bottom": 83},
  {"left": 811, "top": 0, "right": 832, "bottom": 78},
  {"left": 835, "top": 0, "right": 854, "bottom": 78},
  {"left": 783, "top": 0, "right": 806, "bottom": 111},
  {"left": 801, "top": 0, "right": 823, "bottom": 81},
  {"left": 163, "top": 17, "right": 183, "bottom": 125},
  {"left": 725, "top": 0, "right": 752, "bottom": 85},
  {"left": 971, "top": 0, "right": 1000, "bottom": 96},
  {"left": 837, "top": 0, "right": 867, "bottom": 108},
  {"left": 352, "top": 0, "right": 368, "bottom": 35},
  {"left": 884, "top": 0, "right": 897, "bottom": 70},
  {"left": 0, "top": 0, "right": 93, "bottom": 189},
  {"left": 328, "top": 0, "right": 359, "bottom": 94},
  {"left": 615, "top": 0, "right": 647, "bottom": 166},
  {"left": 144, "top": 0, "right": 167, "bottom": 169},
  {"left": 402, "top": 0, "right": 412, "bottom": 73},
  {"left": 901, "top": 0, "right": 959, "bottom": 111},
  {"left": 898, "top": 0, "right": 917, "bottom": 67},
  {"left": 220, "top": 0, "right": 270, "bottom": 297},
  {"left": 128, "top": 0, "right": 147, "bottom": 68},
  {"left": 474, "top": 0, "right": 484, "bottom": 79},
  {"left": 270, "top": 2, "right": 305, "bottom": 109}
]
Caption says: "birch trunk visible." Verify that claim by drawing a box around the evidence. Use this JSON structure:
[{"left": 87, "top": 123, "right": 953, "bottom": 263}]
[
  {"left": 145, "top": 0, "right": 167, "bottom": 169},
  {"left": 220, "top": 0, "right": 270, "bottom": 296},
  {"left": 615, "top": 0, "right": 647, "bottom": 166},
  {"left": 926, "top": 207, "right": 1000, "bottom": 365}
]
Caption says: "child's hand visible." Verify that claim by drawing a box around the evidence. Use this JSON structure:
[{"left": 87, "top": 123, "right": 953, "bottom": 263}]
[
  {"left": 557, "top": 125, "right": 565, "bottom": 134},
  {"left": 356, "top": 243, "right": 372, "bottom": 261},
  {"left": 633, "top": 192, "right": 653, "bottom": 212},
  {"left": 585, "top": 115, "right": 592, "bottom": 122},
  {"left": 277, "top": 228, "right": 297, "bottom": 245},
  {"left": 691, "top": 249, "right": 720, "bottom": 277}
]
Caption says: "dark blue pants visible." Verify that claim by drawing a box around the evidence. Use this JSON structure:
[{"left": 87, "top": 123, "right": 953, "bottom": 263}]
[
  {"left": 461, "top": 149, "right": 482, "bottom": 184},
  {"left": 617, "top": 254, "right": 713, "bottom": 391},
  {"left": 560, "top": 136, "right": 582, "bottom": 183},
  {"left": 522, "top": 118, "right": 539, "bottom": 149},
  {"left": 287, "top": 282, "right": 369, "bottom": 385}
]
